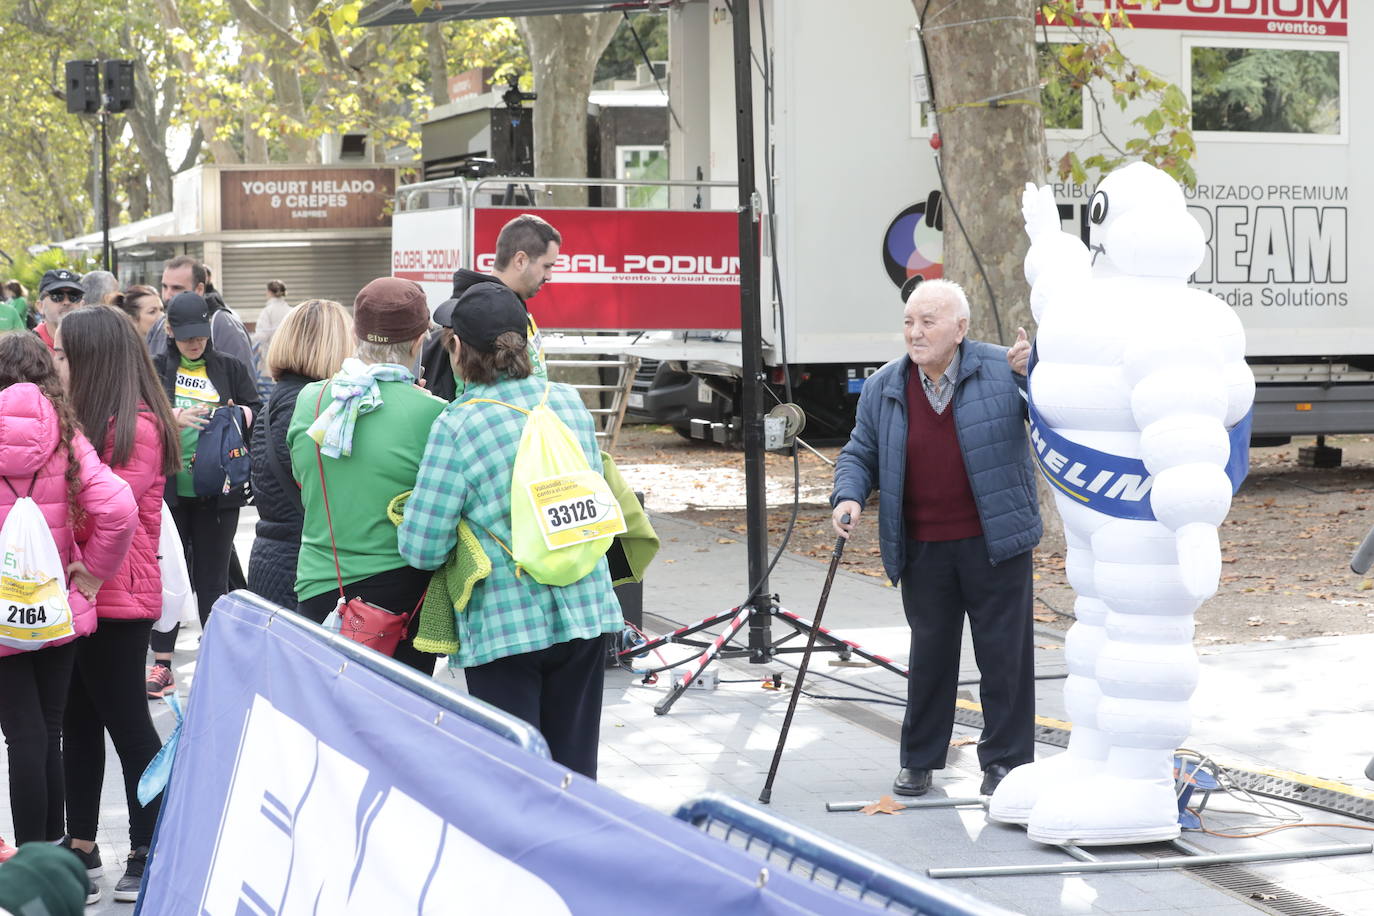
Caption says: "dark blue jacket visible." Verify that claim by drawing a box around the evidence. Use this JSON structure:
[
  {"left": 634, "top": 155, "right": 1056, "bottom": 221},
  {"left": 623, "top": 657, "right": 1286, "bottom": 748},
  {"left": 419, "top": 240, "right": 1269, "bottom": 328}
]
[{"left": 831, "top": 339, "right": 1041, "bottom": 582}]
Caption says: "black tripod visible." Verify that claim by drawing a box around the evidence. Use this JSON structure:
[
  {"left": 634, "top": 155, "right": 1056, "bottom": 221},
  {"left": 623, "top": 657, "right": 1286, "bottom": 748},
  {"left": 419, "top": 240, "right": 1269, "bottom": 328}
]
[
  {"left": 620, "top": 596, "right": 908, "bottom": 716},
  {"left": 612, "top": 0, "right": 913, "bottom": 716}
]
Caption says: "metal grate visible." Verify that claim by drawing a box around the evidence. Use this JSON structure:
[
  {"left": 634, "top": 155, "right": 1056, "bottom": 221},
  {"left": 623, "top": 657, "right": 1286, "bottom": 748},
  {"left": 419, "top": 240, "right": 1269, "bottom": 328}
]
[
  {"left": 1141, "top": 846, "right": 1348, "bottom": 916},
  {"left": 1223, "top": 770, "right": 1374, "bottom": 824}
]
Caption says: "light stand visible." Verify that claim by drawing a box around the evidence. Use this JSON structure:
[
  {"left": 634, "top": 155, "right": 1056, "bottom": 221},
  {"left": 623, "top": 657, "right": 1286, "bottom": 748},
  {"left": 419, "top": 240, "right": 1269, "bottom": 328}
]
[
  {"left": 622, "top": 0, "right": 905, "bottom": 717},
  {"left": 731, "top": 0, "right": 773, "bottom": 665},
  {"left": 100, "top": 108, "right": 109, "bottom": 268}
]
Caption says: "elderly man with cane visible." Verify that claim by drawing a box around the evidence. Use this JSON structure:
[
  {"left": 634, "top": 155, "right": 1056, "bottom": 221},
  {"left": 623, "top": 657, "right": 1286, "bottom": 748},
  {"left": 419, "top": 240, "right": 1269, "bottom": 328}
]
[{"left": 830, "top": 278, "right": 1041, "bottom": 798}]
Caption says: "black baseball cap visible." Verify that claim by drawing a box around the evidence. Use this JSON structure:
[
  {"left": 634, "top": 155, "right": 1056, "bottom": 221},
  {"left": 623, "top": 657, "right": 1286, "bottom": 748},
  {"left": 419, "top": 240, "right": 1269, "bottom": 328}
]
[
  {"left": 449, "top": 282, "right": 528, "bottom": 352},
  {"left": 432, "top": 297, "right": 460, "bottom": 329},
  {"left": 38, "top": 269, "right": 84, "bottom": 297},
  {"left": 166, "top": 291, "right": 213, "bottom": 339}
]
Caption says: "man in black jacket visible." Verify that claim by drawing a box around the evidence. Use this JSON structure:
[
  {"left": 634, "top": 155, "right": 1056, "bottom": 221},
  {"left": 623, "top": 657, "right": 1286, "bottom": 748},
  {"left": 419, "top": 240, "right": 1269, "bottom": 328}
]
[
  {"left": 147, "top": 256, "right": 256, "bottom": 377},
  {"left": 419, "top": 213, "right": 560, "bottom": 400}
]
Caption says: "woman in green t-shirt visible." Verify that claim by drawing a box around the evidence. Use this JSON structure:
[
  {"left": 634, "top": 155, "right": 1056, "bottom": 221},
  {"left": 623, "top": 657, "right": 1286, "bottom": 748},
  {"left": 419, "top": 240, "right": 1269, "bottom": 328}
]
[{"left": 2, "top": 281, "right": 28, "bottom": 329}]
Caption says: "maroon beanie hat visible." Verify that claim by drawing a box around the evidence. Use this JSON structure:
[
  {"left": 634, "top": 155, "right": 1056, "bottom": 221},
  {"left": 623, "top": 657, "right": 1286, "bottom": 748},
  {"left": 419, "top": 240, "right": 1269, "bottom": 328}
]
[{"left": 353, "top": 277, "right": 431, "bottom": 344}]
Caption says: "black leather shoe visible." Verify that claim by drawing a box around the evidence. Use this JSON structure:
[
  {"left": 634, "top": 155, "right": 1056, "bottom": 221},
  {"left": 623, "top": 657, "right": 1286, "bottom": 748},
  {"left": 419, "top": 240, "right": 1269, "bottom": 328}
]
[
  {"left": 980, "top": 764, "right": 1012, "bottom": 796},
  {"left": 893, "top": 767, "right": 933, "bottom": 797}
]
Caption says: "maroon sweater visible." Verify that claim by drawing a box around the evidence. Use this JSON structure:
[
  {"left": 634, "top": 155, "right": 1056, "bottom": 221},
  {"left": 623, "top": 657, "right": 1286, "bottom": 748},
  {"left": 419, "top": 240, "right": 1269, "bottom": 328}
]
[{"left": 903, "top": 369, "right": 982, "bottom": 541}]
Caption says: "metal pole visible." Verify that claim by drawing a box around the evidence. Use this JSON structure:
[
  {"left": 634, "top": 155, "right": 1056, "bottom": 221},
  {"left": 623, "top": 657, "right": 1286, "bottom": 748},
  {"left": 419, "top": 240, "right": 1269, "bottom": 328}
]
[
  {"left": 826, "top": 797, "right": 986, "bottom": 813},
  {"left": 731, "top": 0, "right": 773, "bottom": 662},
  {"left": 926, "top": 842, "right": 1373, "bottom": 879},
  {"left": 100, "top": 106, "right": 110, "bottom": 269}
]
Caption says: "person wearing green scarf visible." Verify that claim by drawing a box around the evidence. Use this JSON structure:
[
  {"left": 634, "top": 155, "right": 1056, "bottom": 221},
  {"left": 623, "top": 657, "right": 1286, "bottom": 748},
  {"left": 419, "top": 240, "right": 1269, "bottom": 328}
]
[{"left": 289, "top": 277, "right": 445, "bottom": 675}]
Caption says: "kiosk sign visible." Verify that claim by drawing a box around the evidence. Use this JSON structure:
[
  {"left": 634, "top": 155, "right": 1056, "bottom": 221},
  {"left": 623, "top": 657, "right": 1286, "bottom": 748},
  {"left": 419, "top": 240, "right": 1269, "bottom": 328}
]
[{"left": 221, "top": 168, "right": 396, "bottom": 230}]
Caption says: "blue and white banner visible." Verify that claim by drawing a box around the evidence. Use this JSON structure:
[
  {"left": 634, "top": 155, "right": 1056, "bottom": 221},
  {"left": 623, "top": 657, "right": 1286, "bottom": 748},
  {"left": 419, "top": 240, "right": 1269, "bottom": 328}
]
[
  {"left": 1026, "top": 392, "right": 1251, "bottom": 522},
  {"left": 135, "top": 593, "right": 925, "bottom": 915}
]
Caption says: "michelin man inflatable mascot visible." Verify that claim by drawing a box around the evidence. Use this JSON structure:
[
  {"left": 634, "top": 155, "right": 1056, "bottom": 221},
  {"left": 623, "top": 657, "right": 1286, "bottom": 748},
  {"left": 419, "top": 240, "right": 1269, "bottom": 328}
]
[{"left": 988, "top": 162, "right": 1255, "bottom": 845}]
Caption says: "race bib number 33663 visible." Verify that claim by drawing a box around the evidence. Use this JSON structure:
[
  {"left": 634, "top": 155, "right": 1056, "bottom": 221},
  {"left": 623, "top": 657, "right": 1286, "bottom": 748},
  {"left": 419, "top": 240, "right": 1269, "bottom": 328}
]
[{"left": 526, "top": 471, "right": 626, "bottom": 550}]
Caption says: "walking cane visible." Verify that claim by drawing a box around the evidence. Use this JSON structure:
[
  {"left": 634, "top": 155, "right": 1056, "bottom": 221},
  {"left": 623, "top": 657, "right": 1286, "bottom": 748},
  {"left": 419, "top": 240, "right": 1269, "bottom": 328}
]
[{"left": 759, "top": 513, "right": 850, "bottom": 804}]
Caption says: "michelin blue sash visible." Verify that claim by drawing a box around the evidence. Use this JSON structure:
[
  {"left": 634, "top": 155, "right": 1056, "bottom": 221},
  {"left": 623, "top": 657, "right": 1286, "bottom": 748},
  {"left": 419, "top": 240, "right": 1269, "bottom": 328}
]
[{"left": 1025, "top": 382, "right": 1251, "bottom": 522}]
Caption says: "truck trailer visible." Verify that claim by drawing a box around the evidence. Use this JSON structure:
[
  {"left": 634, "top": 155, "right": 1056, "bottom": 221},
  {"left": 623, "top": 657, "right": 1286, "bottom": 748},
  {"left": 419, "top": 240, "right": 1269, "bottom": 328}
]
[{"left": 392, "top": 0, "right": 1367, "bottom": 453}]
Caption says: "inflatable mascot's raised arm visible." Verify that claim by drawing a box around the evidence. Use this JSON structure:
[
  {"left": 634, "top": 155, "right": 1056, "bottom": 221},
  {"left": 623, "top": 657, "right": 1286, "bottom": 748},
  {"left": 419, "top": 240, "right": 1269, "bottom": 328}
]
[{"left": 988, "top": 162, "right": 1255, "bottom": 845}]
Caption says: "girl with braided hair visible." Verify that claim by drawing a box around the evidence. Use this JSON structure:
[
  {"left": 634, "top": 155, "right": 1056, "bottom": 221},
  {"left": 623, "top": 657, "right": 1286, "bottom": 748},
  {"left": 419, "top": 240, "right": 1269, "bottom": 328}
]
[{"left": 0, "top": 332, "right": 137, "bottom": 903}]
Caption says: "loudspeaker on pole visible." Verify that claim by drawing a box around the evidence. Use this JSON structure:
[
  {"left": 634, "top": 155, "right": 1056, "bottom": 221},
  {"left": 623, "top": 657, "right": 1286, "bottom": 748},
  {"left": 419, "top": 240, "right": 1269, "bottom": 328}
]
[
  {"left": 65, "top": 60, "right": 100, "bottom": 114},
  {"left": 102, "top": 60, "right": 136, "bottom": 113}
]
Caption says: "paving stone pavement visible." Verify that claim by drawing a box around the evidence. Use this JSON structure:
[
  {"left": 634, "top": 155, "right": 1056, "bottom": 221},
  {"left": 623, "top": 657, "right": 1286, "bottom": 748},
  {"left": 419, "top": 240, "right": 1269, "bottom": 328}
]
[{"left": 6, "top": 507, "right": 1370, "bottom": 913}]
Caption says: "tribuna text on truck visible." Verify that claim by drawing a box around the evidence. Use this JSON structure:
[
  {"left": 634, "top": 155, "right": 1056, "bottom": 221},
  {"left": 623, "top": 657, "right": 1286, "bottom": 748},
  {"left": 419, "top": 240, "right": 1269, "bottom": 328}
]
[
  {"left": 1053, "top": 1, "right": 1347, "bottom": 37},
  {"left": 1048, "top": 182, "right": 1348, "bottom": 310}
]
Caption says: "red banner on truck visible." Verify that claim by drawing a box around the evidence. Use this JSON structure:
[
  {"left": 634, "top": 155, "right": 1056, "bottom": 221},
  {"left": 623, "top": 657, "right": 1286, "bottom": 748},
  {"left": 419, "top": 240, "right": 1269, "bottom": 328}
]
[{"left": 472, "top": 208, "right": 742, "bottom": 330}]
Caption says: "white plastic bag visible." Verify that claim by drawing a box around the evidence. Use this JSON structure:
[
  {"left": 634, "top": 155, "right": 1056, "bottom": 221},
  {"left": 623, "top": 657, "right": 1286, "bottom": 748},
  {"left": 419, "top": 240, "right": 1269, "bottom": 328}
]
[
  {"left": 154, "top": 501, "right": 196, "bottom": 633},
  {"left": 0, "top": 496, "right": 75, "bottom": 650}
]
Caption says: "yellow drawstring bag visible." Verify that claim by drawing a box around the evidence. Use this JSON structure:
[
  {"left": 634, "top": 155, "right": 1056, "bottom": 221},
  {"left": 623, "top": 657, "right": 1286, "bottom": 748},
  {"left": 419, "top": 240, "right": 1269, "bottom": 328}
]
[{"left": 464, "top": 384, "right": 625, "bottom": 586}]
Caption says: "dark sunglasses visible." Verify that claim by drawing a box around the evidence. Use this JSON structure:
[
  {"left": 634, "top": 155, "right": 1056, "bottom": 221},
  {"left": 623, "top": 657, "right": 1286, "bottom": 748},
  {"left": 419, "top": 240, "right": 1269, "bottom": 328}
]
[{"left": 44, "top": 290, "right": 83, "bottom": 304}]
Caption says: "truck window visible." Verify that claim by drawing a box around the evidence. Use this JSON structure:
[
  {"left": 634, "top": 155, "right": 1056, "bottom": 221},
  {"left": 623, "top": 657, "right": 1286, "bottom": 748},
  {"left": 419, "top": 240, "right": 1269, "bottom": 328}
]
[
  {"left": 910, "top": 41, "right": 1088, "bottom": 137},
  {"left": 617, "top": 146, "right": 668, "bottom": 208},
  {"left": 1188, "top": 39, "right": 1344, "bottom": 140}
]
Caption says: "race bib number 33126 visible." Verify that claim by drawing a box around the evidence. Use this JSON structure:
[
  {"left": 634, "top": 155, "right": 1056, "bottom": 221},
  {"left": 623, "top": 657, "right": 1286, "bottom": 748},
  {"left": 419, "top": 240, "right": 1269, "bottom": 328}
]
[{"left": 526, "top": 471, "right": 626, "bottom": 550}]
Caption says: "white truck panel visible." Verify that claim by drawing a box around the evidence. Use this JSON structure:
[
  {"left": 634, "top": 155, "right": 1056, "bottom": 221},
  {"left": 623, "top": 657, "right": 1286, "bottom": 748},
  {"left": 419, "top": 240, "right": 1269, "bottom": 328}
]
[{"left": 772, "top": 0, "right": 920, "bottom": 365}]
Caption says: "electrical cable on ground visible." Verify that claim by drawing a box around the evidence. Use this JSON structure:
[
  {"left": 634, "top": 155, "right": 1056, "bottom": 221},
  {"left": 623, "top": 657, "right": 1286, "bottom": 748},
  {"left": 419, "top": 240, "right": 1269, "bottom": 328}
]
[{"left": 1199, "top": 816, "right": 1374, "bottom": 839}]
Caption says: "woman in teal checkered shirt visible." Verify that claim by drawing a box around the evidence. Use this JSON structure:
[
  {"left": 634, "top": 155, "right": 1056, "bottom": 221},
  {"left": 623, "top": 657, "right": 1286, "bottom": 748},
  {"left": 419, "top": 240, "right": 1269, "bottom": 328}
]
[{"left": 398, "top": 283, "right": 622, "bottom": 780}]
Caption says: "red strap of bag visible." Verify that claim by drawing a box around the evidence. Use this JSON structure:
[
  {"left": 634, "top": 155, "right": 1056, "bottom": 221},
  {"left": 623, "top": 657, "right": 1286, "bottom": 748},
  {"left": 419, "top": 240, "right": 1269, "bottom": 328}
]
[{"left": 312, "top": 385, "right": 424, "bottom": 617}]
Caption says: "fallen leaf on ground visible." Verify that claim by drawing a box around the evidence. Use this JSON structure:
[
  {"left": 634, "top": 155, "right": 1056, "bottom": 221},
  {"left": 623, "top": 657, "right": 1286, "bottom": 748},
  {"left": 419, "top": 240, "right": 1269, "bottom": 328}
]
[
  {"left": 716, "top": 538, "right": 735, "bottom": 544},
  {"left": 1035, "top": 644, "right": 1063, "bottom": 651},
  {"left": 860, "top": 795, "right": 906, "bottom": 816},
  {"left": 1033, "top": 613, "right": 1055, "bottom": 623},
  {"left": 950, "top": 736, "right": 977, "bottom": 747}
]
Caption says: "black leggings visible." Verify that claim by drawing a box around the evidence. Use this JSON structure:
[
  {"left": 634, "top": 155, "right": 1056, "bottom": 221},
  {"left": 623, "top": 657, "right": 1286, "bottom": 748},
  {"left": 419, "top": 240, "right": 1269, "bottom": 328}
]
[
  {"left": 0, "top": 642, "right": 77, "bottom": 844},
  {"left": 297, "top": 566, "right": 438, "bottom": 677},
  {"left": 150, "top": 499, "right": 239, "bottom": 655},
  {"left": 464, "top": 636, "right": 606, "bottom": 780},
  {"left": 64, "top": 620, "right": 164, "bottom": 848}
]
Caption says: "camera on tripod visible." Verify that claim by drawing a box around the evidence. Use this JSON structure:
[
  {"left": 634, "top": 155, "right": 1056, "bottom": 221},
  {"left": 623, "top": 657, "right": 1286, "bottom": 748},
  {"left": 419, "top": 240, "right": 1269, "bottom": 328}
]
[{"left": 501, "top": 73, "right": 536, "bottom": 111}]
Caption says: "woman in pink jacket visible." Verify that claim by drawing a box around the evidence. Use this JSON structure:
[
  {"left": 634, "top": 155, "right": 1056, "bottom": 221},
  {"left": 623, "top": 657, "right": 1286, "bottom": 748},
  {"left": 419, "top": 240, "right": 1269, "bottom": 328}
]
[
  {"left": 0, "top": 333, "right": 137, "bottom": 864},
  {"left": 53, "top": 306, "right": 180, "bottom": 903}
]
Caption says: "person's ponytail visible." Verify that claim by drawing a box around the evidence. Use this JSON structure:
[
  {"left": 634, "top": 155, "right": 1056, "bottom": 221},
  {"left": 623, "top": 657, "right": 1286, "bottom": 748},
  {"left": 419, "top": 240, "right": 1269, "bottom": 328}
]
[{"left": 490, "top": 331, "right": 532, "bottom": 380}]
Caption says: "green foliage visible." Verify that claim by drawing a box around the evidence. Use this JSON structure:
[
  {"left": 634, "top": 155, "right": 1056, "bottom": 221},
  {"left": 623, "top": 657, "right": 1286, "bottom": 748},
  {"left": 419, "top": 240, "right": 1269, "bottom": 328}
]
[
  {"left": 1039, "top": 1, "right": 1196, "bottom": 187},
  {"left": 596, "top": 13, "right": 668, "bottom": 84},
  {"left": 1, "top": 248, "right": 100, "bottom": 294},
  {"left": 1191, "top": 46, "right": 1340, "bottom": 135},
  {"left": 1038, "top": 43, "right": 1083, "bottom": 130},
  {"left": 441, "top": 18, "right": 529, "bottom": 87}
]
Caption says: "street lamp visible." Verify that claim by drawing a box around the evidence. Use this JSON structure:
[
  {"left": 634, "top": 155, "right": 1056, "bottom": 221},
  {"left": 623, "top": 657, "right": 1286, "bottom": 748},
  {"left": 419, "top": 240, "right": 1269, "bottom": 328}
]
[{"left": 65, "top": 59, "right": 134, "bottom": 270}]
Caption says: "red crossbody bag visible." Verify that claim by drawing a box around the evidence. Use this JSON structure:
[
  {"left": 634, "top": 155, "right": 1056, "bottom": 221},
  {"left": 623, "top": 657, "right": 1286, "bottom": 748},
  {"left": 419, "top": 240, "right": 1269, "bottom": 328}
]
[{"left": 313, "top": 385, "right": 420, "bottom": 656}]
